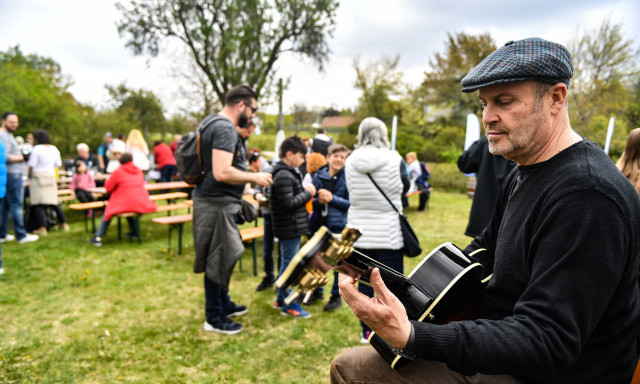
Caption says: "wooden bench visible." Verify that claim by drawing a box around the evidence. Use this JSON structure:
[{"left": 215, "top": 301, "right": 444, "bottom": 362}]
[
  {"left": 70, "top": 192, "right": 190, "bottom": 233},
  {"left": 150, "top": 214, "right": 264, "bottom": 275},
  {"left": 239, "top": 226, "right": 264, "bottom": 276},
  {"left": 152, "top": 214, "right": 192, "bottom": 255},
  {"left": 116, "top": 202, "right": 192, "bottom": 244}
]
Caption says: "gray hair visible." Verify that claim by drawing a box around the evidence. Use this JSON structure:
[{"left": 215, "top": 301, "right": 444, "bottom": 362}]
[
  {"left": 76, "top": 143, "right": 89, "bottom": 152},
  {"left": 356, "top": 117, "right": 389, "bottom": 149}
]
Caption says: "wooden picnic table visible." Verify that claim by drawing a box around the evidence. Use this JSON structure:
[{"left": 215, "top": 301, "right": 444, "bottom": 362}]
[{"left": 87, "top": 181, "right": 194, "bottom": 195}]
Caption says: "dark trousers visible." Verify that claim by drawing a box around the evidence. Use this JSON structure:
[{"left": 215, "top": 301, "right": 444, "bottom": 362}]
[
  {"left": 160, "top": 165, "right": 178, "bottom": 183},
  {"left": 417, "top": 185, "right": 431, "bottom": 210},
  {"left": 33, "top": 204, "right": 67, "bottom": 229},
  {"left": 75, "top": 189, "right": 95, "bottom": 203},
  {"left": 355, "top": 247, "right": 404, "bottom": 334},
  {"left": 204, "top": 274, "right": 232, "bottom": 321},
  {"left": 262, "top": 214, "right": 277, "bottom": 280}
]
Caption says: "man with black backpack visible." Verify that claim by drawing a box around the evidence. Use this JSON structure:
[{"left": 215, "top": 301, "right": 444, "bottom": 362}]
[{"left": 192, "top": 85, "right": 272, "bottom": 335}]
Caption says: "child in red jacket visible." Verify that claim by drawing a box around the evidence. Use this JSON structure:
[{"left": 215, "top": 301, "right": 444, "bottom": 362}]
[{"left": 89, "top": 153, "right": 157, "bottom": 246}]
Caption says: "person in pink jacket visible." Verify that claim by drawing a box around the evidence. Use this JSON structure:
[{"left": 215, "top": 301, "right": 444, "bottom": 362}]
[{"left": 89, "top": 153, "right": 157, "bottom": 246}]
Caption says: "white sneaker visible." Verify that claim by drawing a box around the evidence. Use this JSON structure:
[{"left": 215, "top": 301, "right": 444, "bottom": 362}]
[
  {"left": 0, "top": 234, "right": 15, "bottom": 243},
  {"left": 0, "top": 267, "right": 4, "bottom": 275},
  {"left": 17, "top": 234, "right": 39, "bottom": 244}
]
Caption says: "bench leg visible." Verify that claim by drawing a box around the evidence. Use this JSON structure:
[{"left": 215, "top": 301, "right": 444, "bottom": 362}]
[
  {"left": 167, "top": 225, "right": 173, "bottom": 253},
  {"left": 252, "top": 239, "right": 258, "bottom": 276},
  {"left": 178, "top": 223, "right": 183, "bottom": 255},
  {"left": 117, "top": 217, "right": 122, "bottom": 240}
]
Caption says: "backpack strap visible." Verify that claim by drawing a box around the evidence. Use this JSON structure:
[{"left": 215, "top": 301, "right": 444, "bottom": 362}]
[
  {"left": 366, "top": 173, "right": 400, "bottom": 214},
  {"left": 196, "top": 114, "right": 226, "bottom": 169}
]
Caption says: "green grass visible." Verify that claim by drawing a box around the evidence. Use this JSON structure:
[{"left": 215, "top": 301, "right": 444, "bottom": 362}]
[{"left": 0, "top": 191, "right": 472, "bottom": 383}]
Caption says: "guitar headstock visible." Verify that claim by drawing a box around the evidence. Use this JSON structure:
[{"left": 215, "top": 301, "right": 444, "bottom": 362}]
[{"left": 276, "top": 225, "right": 362, "bottom": 305}]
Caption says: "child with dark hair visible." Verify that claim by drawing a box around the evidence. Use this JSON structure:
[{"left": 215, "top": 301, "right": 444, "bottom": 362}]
[
  {"left": 70, "top": 160, "right": 97, "bottom": 218},
  {"left": 270, "top": 136, "right": 316, "bottom": 318}
]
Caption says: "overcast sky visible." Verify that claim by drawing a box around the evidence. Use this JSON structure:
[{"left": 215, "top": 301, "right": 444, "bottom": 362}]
[{"left": 0, "top": 0, "right": 638, "bottom": 115}]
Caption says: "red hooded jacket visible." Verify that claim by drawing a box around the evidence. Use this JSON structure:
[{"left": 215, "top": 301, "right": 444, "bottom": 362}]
[{"left": 104, "top": 162, "right": 157, "bottom": 221}]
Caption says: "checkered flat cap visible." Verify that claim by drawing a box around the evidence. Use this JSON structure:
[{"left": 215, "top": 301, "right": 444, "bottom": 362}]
[{"left": 461, "top": 37, "right": 573, "bottom": 93}]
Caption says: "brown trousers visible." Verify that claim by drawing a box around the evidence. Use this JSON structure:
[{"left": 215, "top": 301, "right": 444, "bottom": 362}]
[{"left": 330, "top": 346, "right": 523, "bottom": 384}]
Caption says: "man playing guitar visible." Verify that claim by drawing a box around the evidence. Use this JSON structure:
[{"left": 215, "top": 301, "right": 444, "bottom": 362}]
[{"left": 331, "top": 38, "right": 640, "bottom": 383}]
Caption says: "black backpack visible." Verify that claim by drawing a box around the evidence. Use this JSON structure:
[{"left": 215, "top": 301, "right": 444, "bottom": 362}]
[
  {"left": 175, "top": 114, "right": 225, "bottom": 184},
  {"left": 416, "top": 162, "right": 431, "bottom": 187}
]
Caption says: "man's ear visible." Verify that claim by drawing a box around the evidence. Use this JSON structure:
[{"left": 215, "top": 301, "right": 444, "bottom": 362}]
[{"left": 550, "top": 84, "right": 568, "bottom": 115}]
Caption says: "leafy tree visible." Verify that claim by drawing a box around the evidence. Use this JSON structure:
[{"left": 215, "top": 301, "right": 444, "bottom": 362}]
[
  {"left": 0, "top": 46, "right": 84, "bottom": 156},
  {"left": 116, "top": 0, "right": 339, "bottom": 102},
  {"left": 353, "top": 54, "right": 405, "bottom": 124},
  {"left": 420, "top": 32, "right": 497, "bottom": 127},
  {"left": 568, "top": 18, "right": 639, "bottom": 148},
  {"left": 106, "top": 83, "right": 168, "bottom": 141},
  {"left": 167, "top": 47, "right": 218, "bottom": 119},
  {"left": 624, "top": 79, "right": 640, "bottom": 129}
]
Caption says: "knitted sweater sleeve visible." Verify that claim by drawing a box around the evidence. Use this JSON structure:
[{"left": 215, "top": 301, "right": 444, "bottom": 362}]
[{"left": 411, "top": 190, "right": 631, "bottom": 377}]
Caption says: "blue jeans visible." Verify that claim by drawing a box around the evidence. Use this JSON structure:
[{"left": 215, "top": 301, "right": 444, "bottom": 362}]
[
  {"left": 316, "top": 271, "right": 340, "bottom": 296},
  {"left": 160, "top": 165, "right": 178, "bottom": 183},
  {"left": 356, "top": 248, "right": 404, "bottom": 334},
  {"left": 262, "top": 215, "right": 276, "bottom": 280},
  {"left": 0, "top": 173, "right": 27, "bottom": 240},
  {"left": 204, "top": 274, "right": 232, "bottom": 321},
  {"left": 95, "top": 216, "right": 136, "bottom": 238},
  {"left": 0, "top": 197, "right": 3, "bottom": 268},
  {"left": 276, "top": 237, "right": 302, "bottom": 304}
]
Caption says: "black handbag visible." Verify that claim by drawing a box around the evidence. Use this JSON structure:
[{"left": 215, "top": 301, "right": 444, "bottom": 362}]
[{"left": 366, "top": 174, "right": 422, "bottom": 257}]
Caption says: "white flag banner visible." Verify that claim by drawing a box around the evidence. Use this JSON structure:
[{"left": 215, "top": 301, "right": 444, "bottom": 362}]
[
  {"left": 274, "top": 129, "right": 285, "bottom": 161},
  {"left": 604, "top": 117, "right": 615, "bottom": 155},
  {"left": 465, "top": 113, "right": 481, "bottom": 150},
  {"left": 391, "top": 115, "right": 398, "bottom": 151}
]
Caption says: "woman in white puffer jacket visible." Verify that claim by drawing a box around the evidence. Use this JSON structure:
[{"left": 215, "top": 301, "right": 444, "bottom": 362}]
[{"left": 345, "top": 117, "right": 410, "bottom": 343}]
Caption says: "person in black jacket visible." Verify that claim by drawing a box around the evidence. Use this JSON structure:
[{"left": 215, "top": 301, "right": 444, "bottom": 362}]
[
  {"left": 457, "top": 136, "right": 515, "bottom": 238},
  {"left": 331, "top": 38, "right": 640, "bottom": 383},
  {"left": 271, "top": 136, "right": 316, "bottom": 318}
]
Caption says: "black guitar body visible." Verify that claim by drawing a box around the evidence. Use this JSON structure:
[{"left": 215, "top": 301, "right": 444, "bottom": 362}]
[
  {"left": 367, "top": 243, "right": 485, "bottom": 369},
  {"left": 275, "top": 226, "right": 486, "bottom": 370}
]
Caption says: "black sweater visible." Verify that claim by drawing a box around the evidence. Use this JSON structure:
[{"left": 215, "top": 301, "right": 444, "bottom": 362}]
[
  {"left": 270, "top": 161, "right": 311, "bottom": 239},
  {"left": 412, "top": 140, "right": 640, "bottom": 383}
]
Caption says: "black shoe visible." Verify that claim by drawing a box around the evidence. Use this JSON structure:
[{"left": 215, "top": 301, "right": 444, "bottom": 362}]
[
  {"left": 203, "top": 316, "right": 242, "bottom": 335},
  {"left": 125, "top": 231, "right": 138, "bottom": 239},
  {"left": 324, "top": 294, "right": 342, "bottom": 311},
  {"left": 304, "top": 290, "right": 323, "bottom": 305},
  {"left": 223, "top": 302, "right": 248, "bottom": 317},
  {"left": 89, "top": 236, "right": 102, "bottom": 247},
  {"left": 256, "top": 276, "right": 275, "bottom": 291}
]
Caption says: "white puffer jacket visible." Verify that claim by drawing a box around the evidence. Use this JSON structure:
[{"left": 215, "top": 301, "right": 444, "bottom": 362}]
[{"left": 346, "top": 145, "right": 404, "bottom": 250}]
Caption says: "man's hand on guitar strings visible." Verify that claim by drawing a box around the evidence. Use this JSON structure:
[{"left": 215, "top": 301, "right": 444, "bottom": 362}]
[{"left": 338, "top": 268, "right": 412, "bottom": 349}]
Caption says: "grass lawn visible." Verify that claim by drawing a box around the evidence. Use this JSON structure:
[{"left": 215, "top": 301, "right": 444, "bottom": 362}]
[{"left": 0, "top": 191, "right": 472, "bottom": 383}]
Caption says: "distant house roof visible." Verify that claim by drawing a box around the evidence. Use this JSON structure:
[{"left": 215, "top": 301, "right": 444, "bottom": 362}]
[{"left": 321, "top": 116, "right": 355, "bottom": 128}]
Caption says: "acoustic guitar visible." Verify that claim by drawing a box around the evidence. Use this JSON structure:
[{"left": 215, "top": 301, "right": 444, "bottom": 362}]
[{"left": 275, "top": 225, "right": 489, "bottom": 369}]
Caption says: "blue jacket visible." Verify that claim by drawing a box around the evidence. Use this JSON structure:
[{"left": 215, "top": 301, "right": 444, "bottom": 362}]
[
  {"left": 310, "top": 165, "right": 349, "bottom": 233},
  {"left": 0, "top": 140, "right": 6, "bottom": 198}
]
